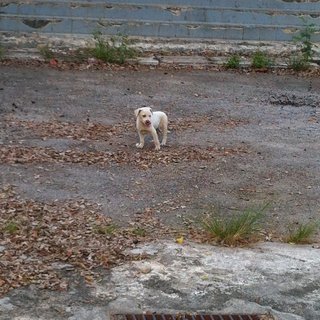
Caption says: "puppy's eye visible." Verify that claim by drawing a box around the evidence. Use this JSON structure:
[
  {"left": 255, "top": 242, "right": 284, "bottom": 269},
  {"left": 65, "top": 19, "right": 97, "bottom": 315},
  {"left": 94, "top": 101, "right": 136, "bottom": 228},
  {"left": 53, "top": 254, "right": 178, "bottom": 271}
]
[{"left": 142, "top": 115, "right": 146, "bottom": 118}]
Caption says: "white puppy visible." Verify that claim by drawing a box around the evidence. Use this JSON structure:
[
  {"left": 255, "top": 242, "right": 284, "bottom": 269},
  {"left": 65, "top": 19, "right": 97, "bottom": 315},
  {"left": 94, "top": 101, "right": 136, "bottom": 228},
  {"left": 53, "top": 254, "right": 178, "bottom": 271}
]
[{"left": 134, "top": 107, "right": 168, "bottom": 150}]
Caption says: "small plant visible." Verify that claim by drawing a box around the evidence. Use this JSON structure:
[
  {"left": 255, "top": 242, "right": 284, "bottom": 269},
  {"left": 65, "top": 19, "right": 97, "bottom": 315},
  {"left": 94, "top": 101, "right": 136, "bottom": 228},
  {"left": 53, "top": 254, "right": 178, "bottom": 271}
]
[
  {"left": 288, "top": 54, "right": 310, "bottom": 71},
  {"left": 203, "top": 206, "right": 266, "bottom": 246},
  {"left": 294, "top": 20, "right": 318, "bottom": 62},
  {"left": 39, "top": 45, "right": 54, "bottom": 60},
  {"left": 286, "top": 222, "right": 319, "bottom": 244},
  {"left": 95, "top": 223, "right": 117, "bottom": 235},
  {"left": 3, "top": 221, "right": 20, "bottom": 234},
  {"left": 70, "top": 48, "right": 92, "bottom": 63},
  {"left": 132, "top": 227, "right": 147, "bottom": 237},
  {"left": 91, "top": 31, "right": 136, "bottom": 64},
  {"left": 289, "top": 20, "right": 319, "bottom": 71},
  {"left": 0, "top": 46, "right": 4, "bottom": 59},
  {"left": 224, "top": 54, "right": 241, "bottom": 69},
  {"left": 251, "top": 51, "right": 273, "bottom": 69}
]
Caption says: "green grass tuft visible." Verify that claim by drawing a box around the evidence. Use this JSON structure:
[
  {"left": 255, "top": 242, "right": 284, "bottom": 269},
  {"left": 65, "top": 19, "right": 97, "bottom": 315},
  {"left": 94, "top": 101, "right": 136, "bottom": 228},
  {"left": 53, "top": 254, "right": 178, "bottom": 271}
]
[
  {"left": 224, "top": 55, "right": 241, "bottom": 69},
  {"left": 288, "top": 54, "right": 310, "bottom": 71},
  {"left": 0, "top": 46, "right": 4, "bottom": 59},
  {"left": 38, "top": 45, "right": 55, "bottom": 60},
  {"left": 91, "top": 31, "right": 136, "bottom": 64},
  {"left": 132, "top": 227, "right": 147, "bottom": 237},
  {"left": 251, "top": 51, "right": 273, "bottom": 69},
  {"left": 94, "top": 223, "right": 117, "bottom": 235},
  {"left": 286, "top": 222, "right": 319, "bottom": 244},
  {"left": 3, "top": 221, "right": 20, "bottom": 234},
  {"left": 203, "top": 206, "right": 267, "bottom": 246}
]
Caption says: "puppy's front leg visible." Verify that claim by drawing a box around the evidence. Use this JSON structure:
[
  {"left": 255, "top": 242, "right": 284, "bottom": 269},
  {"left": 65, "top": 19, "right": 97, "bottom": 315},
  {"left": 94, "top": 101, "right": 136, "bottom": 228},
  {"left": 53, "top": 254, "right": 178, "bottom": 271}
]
[
  {"left": 161, "top": 128, "right": 167, "bottom": 146},
  {"left": 151, "top": 127, "right": 161, "bottom": 150},
  {"left": 136, "top": 132, "right": 145, "bottom": 149}
]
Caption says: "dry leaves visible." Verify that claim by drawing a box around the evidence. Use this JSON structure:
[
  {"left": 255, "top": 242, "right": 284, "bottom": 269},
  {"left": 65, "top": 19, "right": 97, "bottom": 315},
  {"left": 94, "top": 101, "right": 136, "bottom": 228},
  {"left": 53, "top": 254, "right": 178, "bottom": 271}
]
[
  {"left": 6, "top": 116, "right": 245, "bottom": 141},
  {"left": 2, "top": 116, "right": 248, "bottom": 170},
  {"left": 0, "top": 145, "right": 247, "bottom": 169},
  {"left": 6, "top": 119, "right": 134, "bottom": 141},
  {"left": 0, "top": 186, "right": 169, "bottom": 297},
  {"left": 3, "top": 117, "right": 248, "bottom": 168}
]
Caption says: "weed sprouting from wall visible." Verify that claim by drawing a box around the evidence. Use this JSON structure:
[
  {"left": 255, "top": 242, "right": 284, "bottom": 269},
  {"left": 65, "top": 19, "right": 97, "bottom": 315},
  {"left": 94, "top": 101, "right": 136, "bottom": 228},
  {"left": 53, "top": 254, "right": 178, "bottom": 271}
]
[{"left": 91, "top": 31, "right": 136, "bottom": 64}]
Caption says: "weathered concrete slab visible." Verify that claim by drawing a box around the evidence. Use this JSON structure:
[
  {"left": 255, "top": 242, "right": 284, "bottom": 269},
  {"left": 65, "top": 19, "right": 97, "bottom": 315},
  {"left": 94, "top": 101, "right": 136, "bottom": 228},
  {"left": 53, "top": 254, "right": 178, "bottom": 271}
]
[
  {"left": 136, "top": 57, "right": 159, "bottom": 66},
  {"left": 158, "top": 55, "right": 211, "bottom": 66},
  {"left": 102, "top": 241, "right": 320, "bottom": 320},
  {"left": 2, "top": 241, "right": 319, "bottom": 320},
  {"left": 1, "top": 0, "right": 320, "bottom": 41}
]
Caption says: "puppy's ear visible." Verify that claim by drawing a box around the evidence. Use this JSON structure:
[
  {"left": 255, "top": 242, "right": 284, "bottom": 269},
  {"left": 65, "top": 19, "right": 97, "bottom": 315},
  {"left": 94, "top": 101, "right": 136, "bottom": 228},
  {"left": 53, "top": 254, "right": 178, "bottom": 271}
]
[
  {"left": 134, "top": 108, "right": 141, "bottom": 117},
  {"left": 149, "top": 107, "right": 153, "bottom": 114}
]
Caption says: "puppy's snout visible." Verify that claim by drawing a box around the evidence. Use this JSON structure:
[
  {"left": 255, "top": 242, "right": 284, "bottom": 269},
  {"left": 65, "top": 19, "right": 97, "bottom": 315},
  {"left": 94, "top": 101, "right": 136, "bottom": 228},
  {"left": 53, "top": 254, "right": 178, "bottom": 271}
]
[{"left": 145, "top": 120, "right": 151, "bottom": 126}]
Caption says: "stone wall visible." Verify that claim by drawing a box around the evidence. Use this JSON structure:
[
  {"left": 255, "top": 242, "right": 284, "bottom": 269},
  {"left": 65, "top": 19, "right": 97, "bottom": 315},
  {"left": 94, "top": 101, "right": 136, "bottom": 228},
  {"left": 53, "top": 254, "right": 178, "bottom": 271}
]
[{"left": 1, "top": 0, "right": 320, "bottom": 41}]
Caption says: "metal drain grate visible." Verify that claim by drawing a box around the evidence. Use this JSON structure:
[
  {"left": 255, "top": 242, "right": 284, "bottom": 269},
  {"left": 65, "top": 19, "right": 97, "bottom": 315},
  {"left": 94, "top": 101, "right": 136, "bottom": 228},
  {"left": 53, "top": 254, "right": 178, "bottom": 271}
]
[{"left": 113, "top": 313, "right": 272, "bottom": 320}]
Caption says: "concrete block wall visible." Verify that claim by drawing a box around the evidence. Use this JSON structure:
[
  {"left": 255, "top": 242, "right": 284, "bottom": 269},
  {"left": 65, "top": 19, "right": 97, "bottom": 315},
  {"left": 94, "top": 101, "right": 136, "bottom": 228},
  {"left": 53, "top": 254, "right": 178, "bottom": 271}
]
[{"left": 1, "top": 0, "right": 320, "bottom": 42}]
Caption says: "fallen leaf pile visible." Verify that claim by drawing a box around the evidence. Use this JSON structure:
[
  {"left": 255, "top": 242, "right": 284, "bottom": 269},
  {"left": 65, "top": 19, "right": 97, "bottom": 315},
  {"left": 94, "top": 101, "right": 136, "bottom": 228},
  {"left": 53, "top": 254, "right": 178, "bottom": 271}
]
[
  {"left": 0, "top": 145, "right": 247, "bottom": 169},
  {"left": 6, "top": 119, "right": 133, "bottom": 141},
  {"left": 6, "top": 116, "right": 245, "bottom": 141},
  {"left": 0, "top": 186, "right": 169, "bottom": 296},
  {"left": 3, "top": 117, "right": 248, "bottom": 168}
]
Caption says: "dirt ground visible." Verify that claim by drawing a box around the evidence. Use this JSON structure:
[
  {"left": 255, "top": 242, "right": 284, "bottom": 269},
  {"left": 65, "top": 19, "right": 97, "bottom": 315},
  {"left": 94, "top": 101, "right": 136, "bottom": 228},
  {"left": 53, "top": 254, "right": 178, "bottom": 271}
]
[
  {"left": 1, "top": 63, "right": 320, "bottom": 319},
  {"left": 1, "top": 65, "right": 320, "bottom": 238}
]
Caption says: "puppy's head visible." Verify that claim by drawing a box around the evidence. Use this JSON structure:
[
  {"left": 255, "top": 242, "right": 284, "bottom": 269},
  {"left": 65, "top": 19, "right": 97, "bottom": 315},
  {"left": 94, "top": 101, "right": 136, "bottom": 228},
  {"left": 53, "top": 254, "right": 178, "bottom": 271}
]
[{"left": 134, "top": 107, "right": 153, "bottom": 127}]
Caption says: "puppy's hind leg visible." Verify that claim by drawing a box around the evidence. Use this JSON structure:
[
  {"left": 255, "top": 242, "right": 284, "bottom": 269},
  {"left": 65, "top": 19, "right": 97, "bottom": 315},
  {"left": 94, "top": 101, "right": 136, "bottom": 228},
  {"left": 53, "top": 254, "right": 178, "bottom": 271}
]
[{"left": 159, "top": 116, "right": 168, "bottom": 146}]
